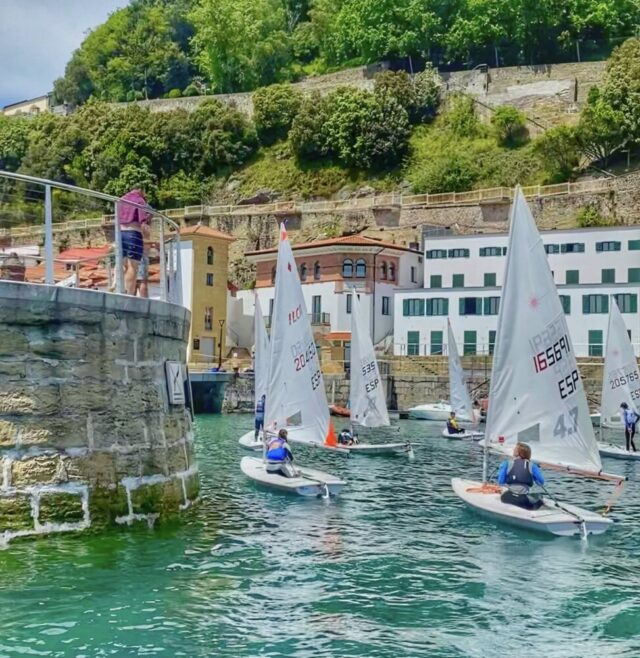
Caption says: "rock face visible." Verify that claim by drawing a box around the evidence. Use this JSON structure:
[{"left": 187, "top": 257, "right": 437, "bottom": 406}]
[{"left": 0, "top": 282, "right": 197, "bottom": 545}]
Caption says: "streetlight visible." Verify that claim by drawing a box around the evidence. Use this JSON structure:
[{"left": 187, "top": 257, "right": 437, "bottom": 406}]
[{"left": 218, "top": 319, "right": 225, "bottom": 370}]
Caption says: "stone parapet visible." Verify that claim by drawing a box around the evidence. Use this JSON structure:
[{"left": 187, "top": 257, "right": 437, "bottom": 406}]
[{"left": 0, "top": 281, "right": 196, "bottom": 545}]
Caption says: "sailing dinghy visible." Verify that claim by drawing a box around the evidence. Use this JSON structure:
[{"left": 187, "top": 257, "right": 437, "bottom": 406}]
[
  {"left": 239, "top": 295, "right": 270, "bottom": 451},
  {"left": 345, "top": 293, "right": 412, "bottom": 456},
  {"left": 241, "top": 224, "right": 345, "bottom": 496},
  {"left": 441, "top": 320, "right": 483, "bottom": 441},
  {"left": 597, "top": 297, "right": 640, "bottom": 461},
  {"left": 452, "top": 188, "right": 623, "bottom": 537}
]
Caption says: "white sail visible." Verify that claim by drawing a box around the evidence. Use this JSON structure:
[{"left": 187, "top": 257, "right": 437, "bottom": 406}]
[
  {"left": 601, "top": 297, "right": 640, "bottom": 422},
  {"left": 447, "top": 319, "right": 474, "bottom": 422},
  {"left": 254, "top": 294, "right": 270, "bottom": 401},
  {"left": 264, "top": 224, "right": 335, "bottom": 447},
  {"left": 485, "top": 188, "right": 602, "bottom": 473},
  {"left": 349, "top": 292, "right": 390, "bottom": 428}
]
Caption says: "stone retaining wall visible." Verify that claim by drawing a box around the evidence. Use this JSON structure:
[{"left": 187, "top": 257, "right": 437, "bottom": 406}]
[{"left": 0, "top": 281, "right": 196, "bottom": 545}]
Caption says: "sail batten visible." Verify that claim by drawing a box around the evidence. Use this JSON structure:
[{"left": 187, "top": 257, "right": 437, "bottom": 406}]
[
  {"left": 485, "top": 188, "right": 602, "bottom": 473},
  {"left": 447, "top": 319, "right": 474, "bottom": 421}
]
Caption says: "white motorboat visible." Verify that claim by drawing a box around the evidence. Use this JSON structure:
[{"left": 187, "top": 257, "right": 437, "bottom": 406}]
[
  {"left": 452, "top": 188, "right": 623, "bottom": 537},
  {"left": 241, "top": 456, "right": 345, "bottom": 497},
  {"left": 408, "top": 401, "right": 452, "bottom": 421}
]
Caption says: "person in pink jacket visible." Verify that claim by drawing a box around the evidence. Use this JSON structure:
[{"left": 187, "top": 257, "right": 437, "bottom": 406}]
[{"left": 117, "top": 189, "right": 152, "bottom": 295}]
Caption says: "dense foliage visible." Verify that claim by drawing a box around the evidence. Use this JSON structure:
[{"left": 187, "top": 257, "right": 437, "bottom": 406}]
[{"left": 52, "top": 0, "right": 639, "bottom": 103}]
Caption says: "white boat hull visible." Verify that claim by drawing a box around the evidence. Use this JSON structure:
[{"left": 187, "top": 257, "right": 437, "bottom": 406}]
[
  {"left": 441, "top": 428, "right": 483, "bottom": 441},
  {"left": 451, "top": 478, "right": 613, "bottom": 536},
  {"left": 240, "top": 456, "right": 345, "bottom": 497},
  {"left": 347, "top": 442, "right": 412, "bottom": 456},
  {"left": 408, "top": 403, "right": 474, "bottom": 423},
  {"left": 238, "top": 430, "right": 263, "bottom": 451},
  {"left": 597, "top": 442, "right": 640, "bottom": 461}
]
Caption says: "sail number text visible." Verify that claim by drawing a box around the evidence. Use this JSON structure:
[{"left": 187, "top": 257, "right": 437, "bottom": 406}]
[
  {"left": 288, "top": 305, "right": 302, "bottom": 325},
  {"left": 361, "top": 360, "right": 379, "bottom": 393},
  {"left": 532, "top": 335, "right": 571, "bottom": 373},
  {"left": 609, "top": 367, "right": 640, "bottom": 401},
  {"left": 553, "top": 406, "right": 579, "bottom": 438},
  {"left": 291, "top": 340, "right": 317, "bottom": 371}
]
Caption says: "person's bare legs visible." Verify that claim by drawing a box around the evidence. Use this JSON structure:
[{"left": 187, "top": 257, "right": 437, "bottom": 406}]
[
  {"left": 124, "top": 258, "right": 139, "bottom": 295},
  {"left": 138, "top": 279, "right": 149, "bottom": 298}
]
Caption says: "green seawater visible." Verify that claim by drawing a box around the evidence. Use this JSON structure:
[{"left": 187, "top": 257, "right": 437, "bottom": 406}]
[{"left": 1, "top": 415, "right": 640, "bottom": 657}]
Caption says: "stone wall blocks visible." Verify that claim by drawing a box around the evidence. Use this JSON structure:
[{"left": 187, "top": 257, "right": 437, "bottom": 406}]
[
  {"left": 131, "top": 478, "right": 183, "bottom": 516},
  {"left": 0, "top": 385, "right": 61, "bottom": 415},
  {"left": 38, "top": 491, "right": 85, "bottom": 525},
  {"left": 64, "top": 453, "right": 116, "bottom": 487},
  {"left": 11, "top": 455, "right": 63, "bottom": 487},
  {"left": 0, "top": 493, "right": 34, "bottom": 532}
]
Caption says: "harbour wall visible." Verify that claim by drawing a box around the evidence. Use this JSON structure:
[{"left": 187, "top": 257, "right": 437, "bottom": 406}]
[{"left": 0, "top": 281, "right": 197, "bottom": 544}]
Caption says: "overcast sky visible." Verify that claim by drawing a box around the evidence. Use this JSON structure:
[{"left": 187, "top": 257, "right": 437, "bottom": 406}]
[{"left": 0, "top": 0, "right": 128, "bottom": 107}]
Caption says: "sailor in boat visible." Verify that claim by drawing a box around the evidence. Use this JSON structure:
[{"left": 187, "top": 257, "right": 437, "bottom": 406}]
[
  {"left": 338, "top": 428, "right": 355, "bottom": 446},
  {"left": 621, "top": 402, "right": 639, "bottom": 452},
  {"left": 254, "top": 394, "right": 266, "bottom": 440},
  {"left": 265, "top": 429, "right": 299, "bottom": 478},
  {"left": 446, "top": 412, "right": 465, "bottom": 435},
  {"left": 497, "top": 442, "right": 545, "bottom": 510}
]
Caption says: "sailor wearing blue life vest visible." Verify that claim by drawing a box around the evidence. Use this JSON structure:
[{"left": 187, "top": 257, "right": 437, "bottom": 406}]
[
  {"left": 254, "top": 394, "right": 266, "bottom": 440},
  {"left": 621, "top": 402, "right": 638, "bottom": 452},
  {"left": 265, "top": 429, "right": 297, "bottom": 478},
  {"left": 497, "top": 442, "right": 545, "bottom": 510}
]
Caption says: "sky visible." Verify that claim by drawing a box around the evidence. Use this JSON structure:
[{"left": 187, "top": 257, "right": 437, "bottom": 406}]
[{"left": 0, "top": 0, "right": 129, "bottom": 108}]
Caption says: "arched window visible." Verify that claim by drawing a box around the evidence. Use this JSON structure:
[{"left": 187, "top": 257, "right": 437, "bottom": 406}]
[
  {"left": 355, "top": 258, "right": 366, "bottom": 278},
  {"left": 300, "top": 262, "right": 308, "bottom": 281},
  {"left": 342, "top": 259, "right": 353, "bottom": 278},
  {"left": 388, "top": 263, "right": 396, "bottom": 281},
  {"left": 314, "top": 261, "right": 321, "bottom": 280},
  {"left": 380, "top": 261, "right": 387, "bottom": 280},
  {"left": 207, "top": 246, "right": 214, "bottom": 265},
  {"left": 271, "top": 266, "right": 276, "bottom": 284}
]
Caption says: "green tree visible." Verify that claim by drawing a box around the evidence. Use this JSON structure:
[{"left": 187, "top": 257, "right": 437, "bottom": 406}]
[
  {"left": 443, "top": 95, "right": 481, "bottom": 138},
  {"left": 0, "top": 117, "right": 33, "bottom": 171},
  {"left": 533, "top": 126, "right": 579, "bottom": 182},
  {"left": 289, "top": 92, "right": 331, "bottom": 161},
  {"left": 576, "top": 87, "right": 627, "bottom": 165},
  {"left": 253, "top": 84, "right": 303, "bottom": 144},
  {"left": 491, "top": 105, "right": 529, "bottom": 146}
]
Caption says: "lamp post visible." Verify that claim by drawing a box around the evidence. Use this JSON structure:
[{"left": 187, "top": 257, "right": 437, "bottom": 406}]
[{"left": 218, "top": 319, "right": 225, "bottom": 370}]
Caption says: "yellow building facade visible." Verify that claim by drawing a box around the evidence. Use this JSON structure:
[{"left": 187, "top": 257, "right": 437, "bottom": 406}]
[{"left": 179, "top": 225, "right": 234, "bottom": 366}]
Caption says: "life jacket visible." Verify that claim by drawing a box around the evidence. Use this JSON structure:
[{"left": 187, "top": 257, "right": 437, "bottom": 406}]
[
  {"left": 266, "top": 438, "right": 288, "bottom": 462},
  {"left": 623, "top": 408, "right": 639, "bottom": 427},
  {"left": 506, "top": 458, "right": 534, "bottom": 495},
  {"left": 338, "top": 431, "right": 352, "bottom": 444},
  {"left": 255, "top": 398, "right": 265, "bottom": 417}
]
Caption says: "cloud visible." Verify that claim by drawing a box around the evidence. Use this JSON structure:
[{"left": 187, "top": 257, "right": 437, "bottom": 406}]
[{"left": 0, "top": 0, "right": 128, "bottom": 107}]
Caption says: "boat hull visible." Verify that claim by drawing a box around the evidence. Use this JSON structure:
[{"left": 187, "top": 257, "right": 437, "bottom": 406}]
[
  {"left": 597, "top": 442, "right": 640, "bottom": 461},
  {"left": 330, "top": 405, "right": 351, "bottom": 417},
  {"left": 441, "top": 428, "right": 483, "bottom": 441},
  {"left": 408, "top": 403, "right": 474, "bottom": 423},
  {"left": 348, "top": 442, "right": 412, "bottom": 456},
  {"left": 238, "top": 430, "right": 263, "bottom": 451},
  {"left": 240, "top": 456, "right": 345, "bottom": 496},
  {"left": 451, "top": 478, "right": 613, "bottom": 536}
]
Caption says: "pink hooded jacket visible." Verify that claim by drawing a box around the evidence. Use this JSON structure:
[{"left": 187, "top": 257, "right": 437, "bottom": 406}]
[{"left": 117, "top": 189, "right": 152, "bottom": 226}]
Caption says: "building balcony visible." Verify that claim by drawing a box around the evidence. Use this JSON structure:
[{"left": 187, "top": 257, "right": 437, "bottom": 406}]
[{"left": 310, "top": 312, "right": 330, "bottom": 326}]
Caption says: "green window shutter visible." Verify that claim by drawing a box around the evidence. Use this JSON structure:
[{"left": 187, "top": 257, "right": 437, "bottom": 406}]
[
  {"left": 484, "top": 273, "right": 496, "bottom": 287},
  {"left": 629, "top": 268, "right": 640, "bottom": 283},
  {"left": 603, "top": 295, "right": 609, "bottom": 314},
  {"left": 601, "top": 269, "right": 615, "bottom": 284},
  {"left": 629, "top": 240, "right": 640, "bottom": 251},
  {"left": 476, "top": 298, "right": 483, "bottom": 315},
  {"left": 452, "top": 274, "right": 464, "bottom": 288},
  {"left": 459, "top": 298, "right": 465, "bottom": 315},
  {"left": 582, "top": 296, "right": 589, "bottom": 314},
  {"left": 443, "top": 299, "right": 449, "bottom": 315},
  {"left": 403, "top": 299, "right": 409, "bottom": 316}
]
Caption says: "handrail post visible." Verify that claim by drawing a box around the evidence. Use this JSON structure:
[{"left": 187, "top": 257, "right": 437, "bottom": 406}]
[
  {"left": 44, "top": 185, "right": 54, "bottom": 285},
  {"left": 113, "top": 202, "right": 124, "bottom": 294},
  {"left": 159, "top": 217, "right": 167, "bottom": 302}
]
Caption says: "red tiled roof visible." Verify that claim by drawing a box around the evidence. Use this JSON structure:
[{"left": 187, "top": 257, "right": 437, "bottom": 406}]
[
  {"left": 180, "top": 225, "right": 235, "bottom": 241},
  {"left": 246, "top": 234, "right": 420, "bottom": 256},
  {"left": 326, "top": 331, "right": 352, "bottom": 341},
  {"left": 56, "top": 246, "right": 111, "bottom": 264}
]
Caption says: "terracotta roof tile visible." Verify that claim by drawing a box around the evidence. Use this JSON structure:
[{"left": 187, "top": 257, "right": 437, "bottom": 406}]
[
  {"left": 325, "top": 331, "right": 352, "bottom": 341},
  {"left": 246, "top": 234, "right": 420, "bottom": 256},
  {"left": 180, "top": 225, "right": 235, "bottom": 241}
]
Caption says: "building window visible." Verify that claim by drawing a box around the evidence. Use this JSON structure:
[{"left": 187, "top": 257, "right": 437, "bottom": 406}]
[
  {"left": 346, "top": 293, "right": 352, "bottom": 314},
  {"left": 344, "top": 341, "right": 351, "bottom": 375},
  {"left": 207, "top": 247, "right": 214, "bottom": 265},
  {"left": 407, "top": 331, "right": 420, "bottom": 356},
  {"left": 380, "top": 262, "right": 387, "bottom": 280},
  {"left": 452, "top": 274, "right": 465, "bottom": 288},
  {"left": 355, "top": 259, "right": 366, "bottom": 278},
  {"left": 204, "top": 307, "right": 213, "bottom": 331},
  {"left": 463, "top": 331, "right": 477, "bottom": 355},
  {"left": 448, "top": 248, "right": 470, "bottom": 258},
  {"left": 311, "top": 295, "right": 322, "bottom": 323},
  {"left": 430, "top": 331, "right": 443, "bottom": 355},
  {"left": 403, "top": 299, "right": 425, "bottom": 316},
  {"left": 484, "top": 272, "right": 496, "bottom": 287},
  {"left": 342, "top": 259, "right": 354, "bottom": 278},
  {"left": 411, "top": 266, "right": 417, "bottom": 283},
  {"left": 314, "top": 261, "right": 321, "bottom": 280},
  {"left": 566, "top": 270, "right": 579, "bottom": 285},
  {"left": 388, "top": 263, "right": 396, "bottom": 281},
  {"left": 614, "top": 293, "right": 638, "bottom": 314},
  {"left": 479, "top": 246, "right": 503, "bottom": 257},
  {"left": 459, "top": 297, "right": 482, "bottom": 315},
  {"left": 426, "top": 249, "right": 447, "bottom": 259},
  {"left": 430, "top": 274, "right": 442, "bottom": 289},
  {"left": 483, "top": 297, "right": 500, "bottom": 315},
  {"left": 426, "top": 298, "right": 449, "bottom": 316},
  {"left": 628, "top": 267, "right": 640, "bottom": 283},
  {"left": 193, "top": 338, "right": 200, "bottom": 350},
  {"left": 271, "top": 267, "right": 276, "bottom": 284},
  {"left": 559, "top": 295, "right": 571, "bottom": 315},
  {"left": 629, "top": 239, "right": 640, "bottom": 251},
  {"left": 588, "top": 330, "right": 603, "bottom": 357},
  {"left": 596, "top": 241, "right": 621, "bottom": 252},
  {"left": 561, "top": 243, "right": 585, "bottom": 254},
  {"left": 489, "top": 330, "right": 496, "bottom": 355},
  {"left": 601, "top": 268, "right": 615, "bottom": 284},
  {"left": 300, "top": 262, "right": 308, "bottom": 282},
  {"left": 206, "top": 273, "right": 214, "bottom": 286},
  {"left": 268, "top": 298, "right": 274, "bottom": 318},
  {"left": 545, "top": 244, "right": 560, "bottom": 254},
  {"left": 382, "top": 296, "right": 390, "bottom": 315},
  {"left": 583, "top": 294, "right": 609, "bottom": 314}
]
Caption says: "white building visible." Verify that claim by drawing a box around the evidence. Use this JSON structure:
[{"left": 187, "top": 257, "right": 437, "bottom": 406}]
[
  {"left": 394, "top": 225, "right": 640, "bottom": 357},
  {"left": 228, "top": 235, "right": 423, "bottom": 350}
]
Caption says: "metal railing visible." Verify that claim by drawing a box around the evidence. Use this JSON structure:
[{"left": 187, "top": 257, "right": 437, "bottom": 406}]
[
  {"left": 0, "top": 170, "right": 182, "bottom": 304},
  {"left": 310, "top": 312, "right": 331, "bottom": 325}
]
